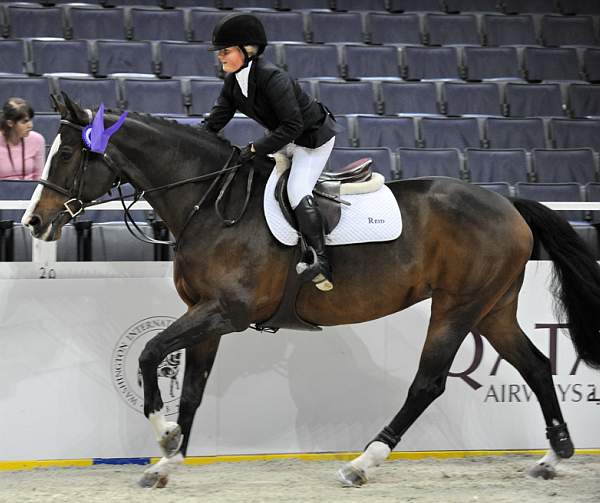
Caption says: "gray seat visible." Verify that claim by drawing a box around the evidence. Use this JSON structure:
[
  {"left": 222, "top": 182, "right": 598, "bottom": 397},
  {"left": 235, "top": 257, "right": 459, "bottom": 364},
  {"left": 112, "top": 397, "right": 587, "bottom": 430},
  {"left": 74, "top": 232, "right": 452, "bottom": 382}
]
[
  {"left": 189, "top": 9, "right": 229, "bottom": 43},
  {"left": 94, "top": 40, "right": 155, "bottom": 77},
  {"left": 0, "top": 180, "right": 37, "bottom": 223},
  {"left": 523, "top": 47, "right": 582, "bottom": 82},
  {"left": 388, "top": 0, "right": 444, "bottom": 12},
  {"left": 482, "top": 14, "right": 537, "bottom": 46},
  {"left": 560, "top": 0, "right": 600, "bottom": 15},
  {"left": 334, "top": 0, "right": 387, "bottom": 10},
  {"left": 463, "top": 46, "right": 521, "bottom": 81},
  {"left": 251, "top": 10, "right": 305, "bottom": 43},
  {"left": 585, "top": 182, "right": 600, "bottom": 225},
  {"left": 355, "top": 115, "right": 416, "bottom": 149},
  {"left": 515, "top": 182, "right": 584, "bottom": 222},
  {"left": 188, "top": 78, "right": 226, "bottom": 115},
  {"left": 551, "top": 118, "right": 600, "bottom": 152},
  {"left": 55, "top": 77, "right": 120, "bottom": 110},
  {"left": 343, "top": 44, "right": 401, "bottom": 80},
  {"left": 282, "top": 43, "right": 340, "bottom": 80},
  {"left": 503, "top": 0, "right": 558, "bottom": 14},
  {"left": 308, "top": 11, "right": 364, "bottom": 44},
  {"left": 128, "top": 7, "right": 186, "bottom": 41},
  {"left": 443, "top": 82, "right": 503, "bottom": 116},
  {"left": 466, "top": 148, "right": 529, "bottom": 184},
  {"left": 569, "top": 84, "right": 600, "bottom": 118},
  {"left": 27, "top": 39, "right": 90, "bottom": 76},
  {"left": 532, "top": 148, "right": 597, "bottom": 184},
  {"left": 121, "top": 78, "right": 186, "bottom": 115},
  {"left": 505, "top": 83, "right": 565, "bottom": 117},
  {"left": 420, "top": 117, "right": 481, "bottom": 149},
  {"left": 398, "top": 148, "right": 462, "bottom": 179},
  {"left": 316, "top": 81, "right": 377, "bottom": 115},
  {"left": 380, "top": 81, "right": 439, "bottom": 115},
  {"left": 5, "top": 4, "right": 64, "bottom": 38},
  {"left": 486, "top": 117, "right": 547, "bottom": 150},
  {"left": 365, "top": 13, "right": 422, "bottom": 45},
  {"left": 425, "top": 13, "right": 480, "bottom": 46},
  {"left": 403, "top": 46, "right": 460, "bottom": 81},
  {"left": 445, "top": 0, "right": 500, "bottom": 12},
  {"left": 541, "top": 15, "right": 597, "bottom": 47},
  {"left": 223, "top": 115, "right": 266, "bottom": 146},
  {"left": 157, "top": 41, "right": 217, "bottom": 78},
  {"left": 0, "top": 39, "right": 25, "bottom": 75},
  {"left": 91, "top": 222, "right": 155, "bottom": 261},
  {"left": 583, "top": 48, "right": 600, "bottom": 83},
  {"left": 0, "top": 76, "right": 53, "bottom": 112},
  {"left": 66, "top": 5, "right": 126, "bottom": 40},
  {"left": 33, "top": 113, "right": 60, "bottom": 146}
]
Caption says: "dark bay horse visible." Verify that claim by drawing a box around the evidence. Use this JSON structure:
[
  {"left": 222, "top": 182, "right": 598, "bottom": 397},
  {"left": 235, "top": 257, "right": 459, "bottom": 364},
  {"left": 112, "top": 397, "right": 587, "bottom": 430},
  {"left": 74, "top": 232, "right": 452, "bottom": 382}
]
[{"left": 23, "top": 95, "right": 600, "bottom": 488}]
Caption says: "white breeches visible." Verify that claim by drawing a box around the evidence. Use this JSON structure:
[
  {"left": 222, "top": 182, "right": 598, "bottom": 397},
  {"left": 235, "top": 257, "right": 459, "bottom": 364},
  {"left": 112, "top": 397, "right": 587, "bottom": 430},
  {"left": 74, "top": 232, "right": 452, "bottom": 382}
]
[{"left": 285, "top": 136, "right": 336, "bottom": 209}]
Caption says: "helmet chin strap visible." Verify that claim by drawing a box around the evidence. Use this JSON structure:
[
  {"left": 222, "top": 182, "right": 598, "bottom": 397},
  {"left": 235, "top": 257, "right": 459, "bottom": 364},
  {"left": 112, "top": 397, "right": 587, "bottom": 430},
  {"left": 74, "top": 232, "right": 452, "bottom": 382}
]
[{"left": 234, "top": 46, "right": 255, "bottom": 73}]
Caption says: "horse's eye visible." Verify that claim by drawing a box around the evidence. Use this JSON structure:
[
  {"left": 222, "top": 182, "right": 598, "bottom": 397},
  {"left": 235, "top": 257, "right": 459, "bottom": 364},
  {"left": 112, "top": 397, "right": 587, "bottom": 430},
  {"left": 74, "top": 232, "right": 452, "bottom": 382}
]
[{"left": 60, "top": 150, "right": 72, "bottom": 160}]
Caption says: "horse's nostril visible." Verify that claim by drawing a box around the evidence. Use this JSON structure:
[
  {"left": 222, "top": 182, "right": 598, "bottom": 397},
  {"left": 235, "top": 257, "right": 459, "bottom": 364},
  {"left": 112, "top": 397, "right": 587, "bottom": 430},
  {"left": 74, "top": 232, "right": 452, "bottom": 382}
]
[{"left": 27, "top": 214, "right": 41, "bottom": 229}]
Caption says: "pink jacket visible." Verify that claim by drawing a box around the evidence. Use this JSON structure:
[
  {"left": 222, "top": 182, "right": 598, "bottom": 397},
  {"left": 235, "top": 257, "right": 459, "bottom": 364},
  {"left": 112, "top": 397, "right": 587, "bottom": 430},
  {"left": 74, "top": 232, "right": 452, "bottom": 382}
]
[{"left": 0, "top": 131, "right": 45, "bottom": 180}]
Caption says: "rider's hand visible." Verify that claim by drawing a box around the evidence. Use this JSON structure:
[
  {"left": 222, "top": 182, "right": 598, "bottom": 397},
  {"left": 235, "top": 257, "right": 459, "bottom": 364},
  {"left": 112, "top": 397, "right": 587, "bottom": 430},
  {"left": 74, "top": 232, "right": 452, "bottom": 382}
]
[{"left": 239, "top": 143, "right": 256, "bottom": 164}]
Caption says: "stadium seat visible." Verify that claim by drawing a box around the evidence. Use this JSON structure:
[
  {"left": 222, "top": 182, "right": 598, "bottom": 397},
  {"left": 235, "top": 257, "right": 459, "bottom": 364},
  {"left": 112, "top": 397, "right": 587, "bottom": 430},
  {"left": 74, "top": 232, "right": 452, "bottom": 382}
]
[
  {"left": 568, "top": 84, "right": 600, "bottom": 118},
  {"left": 220, "top": 0, "right": 273, "bottom": 7},
  {"left": 316, "top": 81, "right": 378, "bottom": 115},
  {"left": 222, "top": 115, "right": 266, "bottom": 146},
  {"left": 0, "top": 180, "right": 37, "bottom": 223},
  {"left": 505, "top": 82, "right": 565, "bottom": 117},
  {"left": 465, "top": 148, "right": 529, "bottom": 184},
  {"left": 532, "top": 148, "right": 597, "bottom": 183},
  {"left": 93, "top": 40, "right": 155, "bottom": 78},
  {"left": 157, "top": 42, "right": 217, "bottom": 78},
  {"left": 485, "top": 117, "right": 547, "bottom": 149},
  {"left": 189, "top": 9, "right": 229, "bottom": 43},
  {"left": 278, "top": 0, "right": 329, "bottom": 8},
  {"left": 4, "top": 4, "right": 64, "bottom": 38},
  {"left": 463, "top": 46, "right": 521, "bottom": 81},
  {"left": 0, "top": 77, "right": 53, "bottom": 113},
  {"left": 281, "top": 44, "right": 340, "bottom": 80},
  {"left": 472, "top": 182, "right": 511, "bottom": 197},
  {"left": 380, "top": 81, "right": 439, "bottom": 115},
  {"left": 503, "top": 0, "right": 558, "bottom": 14},
  {"left": 482, "top": 14, "right": 538, "bottom": 46},
  {"left": 523, "top": 47, "right": 582, "bottom": 82},
  {"left": 27, "top": 39, "right": 90, "bottom": 77},
  {"left": 420, "top": 117, "right": 482, "bottom": 149},
  {"left": 355, "top": 115, "right": 417, "bottom": 149},
  {"left": 328, "top": 147, "right": 395, "bottom": 180},
  {"left": 585, "top": 182, "right": 600, "bottom": 224},
  {"left": 250, "top": 10, "right": 305, "bottom": 43},
  {"left": 443, "top": 82, "right": 503, "bottom": 116},
  {"left": 34, "top": 113, "right": 60, "bottom": 146},
  {"left": 0, "top": 39, "right": 25, "bottom": 75},
  {"left": 388, "top": 0, "right": 444, "bottom": 12},
  {"left": 308, "top": 11, "right": 364, "bottom": 44},
  {"left": 187, "top": 78, "right": 226, "bottom": 116},
  {"left": 128, "top": 7, "right": 187, "bottom": 41},
  {"left": 445, "top": 0, "right": 499, "bottom": 12},
  {"left": 364, "top": 13, "right": 422, "bottom": 45},
  {"left": 334, "top": 0, "right": 387, "bottom": 10},
  {"left": 91, "top": 222, "right": 155, "bottom": 261},
  {"left": 342, "top": 45, "right": 401, "bottom": 80},
  {"left": 54, "top": 77, "right": 120, "bottom": 110},
  {"left": 515, "top": 182, "right": 584, "bottom": 222},
  {"left": 297, "top": 79, "right": 316, "bottom": 98},
  {"left": 540, "top": 15, "right": 597, "bottom": 47},
  {"left": 66, "top": 5, "right": 126, "bottom": 40},
  {"left": 424, "top": 13, "right": 480, "bottom": 46},
  {"left": 332, "top": 115, "right": 353, "bottom": 147},
  {"left": 560, "top": 0, "right": 600, "bottom": 15},
  {"left": 583, "top": 48, "right": 600, "bottom": 83},
  {"left": 121, "top": 78, "right": 186, "bottom": 115},
  {"left": 550, "top": 118, "right": 600, "bottom": 151},
  {"left": 398, "top": 148, "right": 462, "bottom": 179},
  {"left": 402, "top": 46, "right": 460, "bottom": 80}
]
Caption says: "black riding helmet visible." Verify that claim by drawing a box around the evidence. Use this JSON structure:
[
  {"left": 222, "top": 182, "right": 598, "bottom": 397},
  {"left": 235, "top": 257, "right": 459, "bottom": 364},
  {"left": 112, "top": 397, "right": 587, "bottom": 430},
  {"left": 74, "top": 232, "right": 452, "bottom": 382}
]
[{"left": 208, "top": 12, "right": 267, "bottom": 57}]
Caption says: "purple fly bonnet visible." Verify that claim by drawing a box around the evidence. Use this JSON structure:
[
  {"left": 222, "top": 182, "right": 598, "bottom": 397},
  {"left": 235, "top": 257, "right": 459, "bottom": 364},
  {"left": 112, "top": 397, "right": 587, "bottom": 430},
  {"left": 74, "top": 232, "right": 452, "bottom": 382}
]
[{"left": 82, "top": 103, "right": 128, "bottom": 154}]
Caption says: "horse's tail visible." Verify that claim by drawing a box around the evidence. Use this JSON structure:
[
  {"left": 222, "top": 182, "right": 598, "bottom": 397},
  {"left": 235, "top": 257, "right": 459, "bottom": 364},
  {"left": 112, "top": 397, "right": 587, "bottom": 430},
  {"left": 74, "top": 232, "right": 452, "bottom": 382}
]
[{"left": 511, "top": 197, "right": 600, "bottom": 369}]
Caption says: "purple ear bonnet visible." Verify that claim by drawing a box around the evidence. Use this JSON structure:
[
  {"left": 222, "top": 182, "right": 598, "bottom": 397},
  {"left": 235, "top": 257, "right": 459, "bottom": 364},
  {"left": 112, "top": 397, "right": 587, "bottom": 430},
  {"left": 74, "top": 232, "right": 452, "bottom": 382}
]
[{"left": 82, "top": 103, "right": 128, "bottom": 154}]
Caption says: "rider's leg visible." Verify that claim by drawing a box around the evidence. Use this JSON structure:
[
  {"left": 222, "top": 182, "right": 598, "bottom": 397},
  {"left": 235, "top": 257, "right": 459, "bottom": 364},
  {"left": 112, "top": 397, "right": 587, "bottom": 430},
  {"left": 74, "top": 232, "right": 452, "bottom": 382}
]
[{"left": 287, "top": 137, "right": 335, "bottom": 290}]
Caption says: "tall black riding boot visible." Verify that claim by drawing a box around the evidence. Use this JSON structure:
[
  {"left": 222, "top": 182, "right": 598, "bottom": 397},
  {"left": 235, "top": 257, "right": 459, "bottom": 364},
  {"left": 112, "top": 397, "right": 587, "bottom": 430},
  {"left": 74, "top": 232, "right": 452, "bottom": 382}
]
[{"left": 294, "top": 195, "right": 333, "bottom": 291}]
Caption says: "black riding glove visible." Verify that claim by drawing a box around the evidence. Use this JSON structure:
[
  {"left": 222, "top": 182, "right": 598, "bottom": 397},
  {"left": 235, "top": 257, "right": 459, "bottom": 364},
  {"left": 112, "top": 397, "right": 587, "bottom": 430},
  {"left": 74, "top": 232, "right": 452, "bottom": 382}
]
[{"left": 239, "top": 143, "right": 256, "bottom": 164}]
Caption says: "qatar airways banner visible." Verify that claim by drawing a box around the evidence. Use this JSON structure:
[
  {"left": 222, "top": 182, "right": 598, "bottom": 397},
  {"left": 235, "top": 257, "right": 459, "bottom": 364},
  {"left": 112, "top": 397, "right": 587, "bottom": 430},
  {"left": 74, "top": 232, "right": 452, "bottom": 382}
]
[{"left": 0, "top": 262, "right": 598, "bottom": 461}]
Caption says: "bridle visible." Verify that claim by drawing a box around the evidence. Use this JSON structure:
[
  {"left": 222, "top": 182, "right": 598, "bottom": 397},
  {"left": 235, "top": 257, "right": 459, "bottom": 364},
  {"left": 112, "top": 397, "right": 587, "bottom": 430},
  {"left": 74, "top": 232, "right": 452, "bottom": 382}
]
[{"left": 38, "top": 118, "right": 254, "bottom": 248}]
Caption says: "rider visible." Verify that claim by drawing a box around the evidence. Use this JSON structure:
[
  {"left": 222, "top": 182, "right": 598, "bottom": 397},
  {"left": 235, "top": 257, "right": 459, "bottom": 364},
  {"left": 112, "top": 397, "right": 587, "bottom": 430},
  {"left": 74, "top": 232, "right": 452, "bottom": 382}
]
[{"left": 203, "top": 12, "right": 339, "bottom": 291}]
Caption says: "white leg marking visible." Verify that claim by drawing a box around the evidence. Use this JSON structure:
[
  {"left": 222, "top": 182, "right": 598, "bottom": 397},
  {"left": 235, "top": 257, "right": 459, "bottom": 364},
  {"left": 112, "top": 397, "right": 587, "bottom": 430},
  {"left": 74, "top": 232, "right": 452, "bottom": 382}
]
[
  {"left": 537, "top": 449, "right": 561, "bottom": 469},
  {"left": 351, "top": 441, "right": 391, "bottom": 473},
  {"left": 149, "top": 412, "right": 177, "bottom": 441}
]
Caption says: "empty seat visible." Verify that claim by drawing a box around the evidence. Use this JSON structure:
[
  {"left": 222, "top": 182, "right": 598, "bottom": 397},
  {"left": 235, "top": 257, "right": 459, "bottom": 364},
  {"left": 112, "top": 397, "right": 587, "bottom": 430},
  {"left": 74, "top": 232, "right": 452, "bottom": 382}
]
[
  {"left": 403, "top": 46, "right": 460, "bottom": 80},
  {"left": 532, "top": 148, "right": 597, "bottom": 183},
  {"left": 251, "top": 10, "right": 305, "bottom": 43},
  {"left": 569, "top": 84, "right": 600, "bottom": 118},
  {"left": 121, "top": 79, "right": 186, "bottom": 115},
  {"left": 388, "top": 0, "right": 444, "bottom": 12},
  {"left": 223, "top": 115, "right": 266, "bottom": 146},
  {"left": 34, "top": 113, "right": 60, "bottom": 146},
  {"left": 486, "top": 117, "right": 547, "bottom": 149},
  {"left": 157, "top": 42, "right": 216, "bottom": 78},
  {"left": 585, "top": 182, "right": 600, "bottom": 224},
  {"left": 343, "top": 45, "right": 401, "bottom": 80},
  {"left": 189, "top": 9, "right": 229, "bottom": 43},
  {"left": 0, "top": 180, "right": 37, "bottom": 222},
  {"left": 380, "top": 81, "right": 439, "bottom": 115},
  {"left": 282, "top": 44, "right": 340, "bottom": 80},
  {"left": 560, "top": 0, "right": 600, "bottom": 15},
  {"left": 482, "top": 14, "right": 537, "bottom": 46},
  {"left": 472, "top": 182, "right": 511, "bottom": 196},
  {"left": 55, "top": 77, "right": 119, "bottom": 110},
  {"left": 0, "top": 39, "right": 25, "bottom": 75},
  {"left": 445, "top": 0, "right": 499, "bottom": 12},
  {"left": 5, "top": 4, "right": 64, "bottom": 38},
  {"left": 503, "top": 0, "right": 558, "bottom": 14},
  {"left": 365, "top": 13, "right": 422, "bottom": 45},
  {"left": 333, "top": 115, "right": 353, "bottom": 147},
  {"left": 220, "top": 0, "right": 273, "bottom": 7},
  {"left": 466, "top": 148, "right": 529, "bottom": 184},
  {"left": 67, "top": 5, "right": 126, "bottom": 40},
  {"left": 515, "top": 182, "right": 583, "bottom": 221},
  {"left": 27, "top": 39, "right": 90, "bottom": 76},
  {"left": 316, "top": 81, "right": 377, "bottom": 115},
  {"left": 425, "top": 13, "right": 480, "bottom": 45},
  {"left": 355, "top": 115, "right": 416, "bottom": 149},
  {"left": 420, "top": 117, "right": 481, "bottom": 149},
  {"left": 328, "top": 147, "right": 394, "bottom": 180},
  {"left": 551, "top": 118, "right": 600, "bottom": 151},
  {"left": 334, "top": 0, "right": 387, "bottom": 10},
  {"left": 308, "top": 11, "right": 364, "bottom": 44},
  {"left": 91, "top": 222, "right": 154, "bottom": 261},
  {"left": 129, "top": 7, "right": 186, "bottom": 41},
  {"left": 443, "top": 82, "right": 503, "bottom": 116},
  {"left": 505, "top": 82, "right": 565, "bottom": 117},
  {"left": 463, "top": 46, "right": 521, "bottom": 81},
  {"left": 541, "top": 15, "right": 597, "bottom": 47},
  {"left": 94, "top": 40, "right": 155, "bottom": 77},
  {"left": 0, "top": 77, "right": 52, "bottom": 112},
  {"left": 187, "top": 78, "right": 226, "bottom": 116},
  {"left": 583, "top": 48, "right": 600, "bottom": 82},
  {"left": 278, "top": 0, "right": 329, "bottom": 8},
  {"left": 398, "top": 148, "right": 462, "bottom": 179},
  {"left": 523, "top": 47, "right": 582, "bottom": 82}
]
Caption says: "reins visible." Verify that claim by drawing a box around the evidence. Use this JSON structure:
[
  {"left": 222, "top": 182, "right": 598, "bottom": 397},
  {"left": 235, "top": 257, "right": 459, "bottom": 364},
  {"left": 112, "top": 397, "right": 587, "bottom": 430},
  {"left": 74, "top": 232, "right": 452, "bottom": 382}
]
[{"left": 40, "top": 118, "right": 254, "bottom": 248}]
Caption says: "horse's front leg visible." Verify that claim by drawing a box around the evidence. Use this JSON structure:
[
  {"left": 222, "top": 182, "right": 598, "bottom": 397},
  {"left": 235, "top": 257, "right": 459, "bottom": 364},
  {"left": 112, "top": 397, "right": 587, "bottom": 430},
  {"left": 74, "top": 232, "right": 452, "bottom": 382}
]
[{"left": 137, "top": 299, "right": 247, "bottom": 488}]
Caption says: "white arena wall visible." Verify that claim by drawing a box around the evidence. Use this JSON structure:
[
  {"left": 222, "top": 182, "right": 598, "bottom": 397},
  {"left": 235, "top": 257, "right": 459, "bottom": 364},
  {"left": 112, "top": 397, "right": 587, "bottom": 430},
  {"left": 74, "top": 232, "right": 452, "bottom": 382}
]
[{"left": 1, "top": 260, "right": 599, "bottom": 462}]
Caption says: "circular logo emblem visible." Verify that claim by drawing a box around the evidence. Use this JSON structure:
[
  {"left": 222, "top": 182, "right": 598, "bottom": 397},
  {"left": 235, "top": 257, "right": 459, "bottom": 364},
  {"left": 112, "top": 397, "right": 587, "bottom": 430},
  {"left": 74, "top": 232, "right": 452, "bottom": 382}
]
[{"left": 112, "top": 316, "right": 185, "bottom": 416}]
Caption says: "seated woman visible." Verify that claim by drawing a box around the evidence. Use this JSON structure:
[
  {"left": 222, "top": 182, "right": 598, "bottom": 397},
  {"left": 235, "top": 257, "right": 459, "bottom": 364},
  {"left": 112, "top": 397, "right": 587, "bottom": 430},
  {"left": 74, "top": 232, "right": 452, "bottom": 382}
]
[{"left": 0, "top": 97, "right": 45, "bottom": 180}]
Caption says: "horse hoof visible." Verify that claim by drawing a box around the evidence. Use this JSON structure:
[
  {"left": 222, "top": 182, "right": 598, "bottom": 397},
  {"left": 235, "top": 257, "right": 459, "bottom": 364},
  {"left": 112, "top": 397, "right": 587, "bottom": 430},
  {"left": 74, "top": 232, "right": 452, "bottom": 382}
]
[
  {"left": 159, "top": 424, "right": 183, "bottom": 458},
  {"left": 138, "top": 470, "right": 169, "bottom": 489},
  {"left": 336, "top": 463, "right": 367, "bottom": 487},
  {"left": 528, "top": 462, "right": 556, "bottom": 480}
]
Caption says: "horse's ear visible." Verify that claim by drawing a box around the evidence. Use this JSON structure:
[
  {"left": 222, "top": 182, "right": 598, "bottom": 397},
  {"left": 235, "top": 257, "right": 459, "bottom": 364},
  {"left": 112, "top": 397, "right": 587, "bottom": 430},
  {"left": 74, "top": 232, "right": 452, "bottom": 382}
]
[
  {"left": 51, "top": 93, "right": 68, "bottom": 118},
  {"left": 61, "top": 92, "right": 89, "bottom": 125}
]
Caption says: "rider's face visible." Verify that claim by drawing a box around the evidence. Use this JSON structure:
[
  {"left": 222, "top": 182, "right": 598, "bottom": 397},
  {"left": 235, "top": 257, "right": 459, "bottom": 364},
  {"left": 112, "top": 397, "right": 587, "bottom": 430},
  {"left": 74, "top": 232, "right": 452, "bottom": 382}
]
[{"left": 217, "top": 46, "right": 245, "bottom": 73}]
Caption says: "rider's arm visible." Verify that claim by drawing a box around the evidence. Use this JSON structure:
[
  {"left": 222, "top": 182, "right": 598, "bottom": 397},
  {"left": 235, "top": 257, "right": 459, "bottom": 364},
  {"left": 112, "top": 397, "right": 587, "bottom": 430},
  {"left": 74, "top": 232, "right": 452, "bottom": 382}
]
[{"left": 203, "top": 81, "right": 236, "bottom": 133}]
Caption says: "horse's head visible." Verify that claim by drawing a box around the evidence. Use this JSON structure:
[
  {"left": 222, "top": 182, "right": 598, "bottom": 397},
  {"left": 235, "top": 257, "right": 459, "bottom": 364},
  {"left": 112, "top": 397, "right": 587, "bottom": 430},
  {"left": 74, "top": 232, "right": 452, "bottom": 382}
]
[{"left": 22, "top": 93, "right": 122, "bottom": 240}]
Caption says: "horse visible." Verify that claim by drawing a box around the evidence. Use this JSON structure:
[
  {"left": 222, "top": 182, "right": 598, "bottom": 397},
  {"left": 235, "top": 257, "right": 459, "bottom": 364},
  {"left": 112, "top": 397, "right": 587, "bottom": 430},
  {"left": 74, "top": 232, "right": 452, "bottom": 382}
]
[{"left": 22, "top": 93, "right": 600, "bottom": 488}]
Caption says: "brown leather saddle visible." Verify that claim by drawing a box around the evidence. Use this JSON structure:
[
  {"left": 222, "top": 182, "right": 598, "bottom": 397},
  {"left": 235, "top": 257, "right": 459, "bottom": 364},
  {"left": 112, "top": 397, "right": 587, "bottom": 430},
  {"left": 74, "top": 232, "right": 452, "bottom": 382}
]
[{"left": 275, "top": 158, "right": 373, "bottom": 234}]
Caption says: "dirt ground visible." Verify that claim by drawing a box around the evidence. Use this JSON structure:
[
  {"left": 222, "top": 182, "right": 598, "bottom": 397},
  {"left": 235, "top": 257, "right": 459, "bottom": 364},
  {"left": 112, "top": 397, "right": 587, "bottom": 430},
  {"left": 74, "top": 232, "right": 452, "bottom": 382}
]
[{"left": 1, "top": 454, "right": 599, "bottom": 503}]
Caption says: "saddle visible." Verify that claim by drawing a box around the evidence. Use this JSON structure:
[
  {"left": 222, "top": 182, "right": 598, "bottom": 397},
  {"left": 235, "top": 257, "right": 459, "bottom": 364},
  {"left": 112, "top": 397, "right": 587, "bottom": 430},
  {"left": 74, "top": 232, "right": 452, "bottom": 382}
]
[{"left": 275, "top": 158, "right": 382, "bottom": 234}]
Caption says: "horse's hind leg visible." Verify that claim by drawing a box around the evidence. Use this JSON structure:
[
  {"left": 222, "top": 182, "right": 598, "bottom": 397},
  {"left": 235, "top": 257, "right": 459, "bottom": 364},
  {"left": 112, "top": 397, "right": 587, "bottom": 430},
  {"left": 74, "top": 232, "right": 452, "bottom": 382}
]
[
  {"left": 338, "top": 291, "right": 485, "bottom": 487},
  {"left": 476, "top": 282, "right": 574, "bottom": 480}
]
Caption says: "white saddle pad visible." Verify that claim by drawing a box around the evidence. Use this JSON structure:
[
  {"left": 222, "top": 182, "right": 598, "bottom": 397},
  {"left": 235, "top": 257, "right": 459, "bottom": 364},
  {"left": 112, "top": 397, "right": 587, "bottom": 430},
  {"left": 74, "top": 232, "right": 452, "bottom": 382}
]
[{"left": 263, "top": 168, "right": 402, "bottom": 247}]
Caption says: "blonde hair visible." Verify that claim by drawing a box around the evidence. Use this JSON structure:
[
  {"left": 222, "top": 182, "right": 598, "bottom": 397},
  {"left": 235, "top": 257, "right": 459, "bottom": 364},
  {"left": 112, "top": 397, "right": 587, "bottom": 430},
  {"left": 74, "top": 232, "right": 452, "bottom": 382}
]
[{"left": 244, "top": 45, "right": 259, "bottom": 57}]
